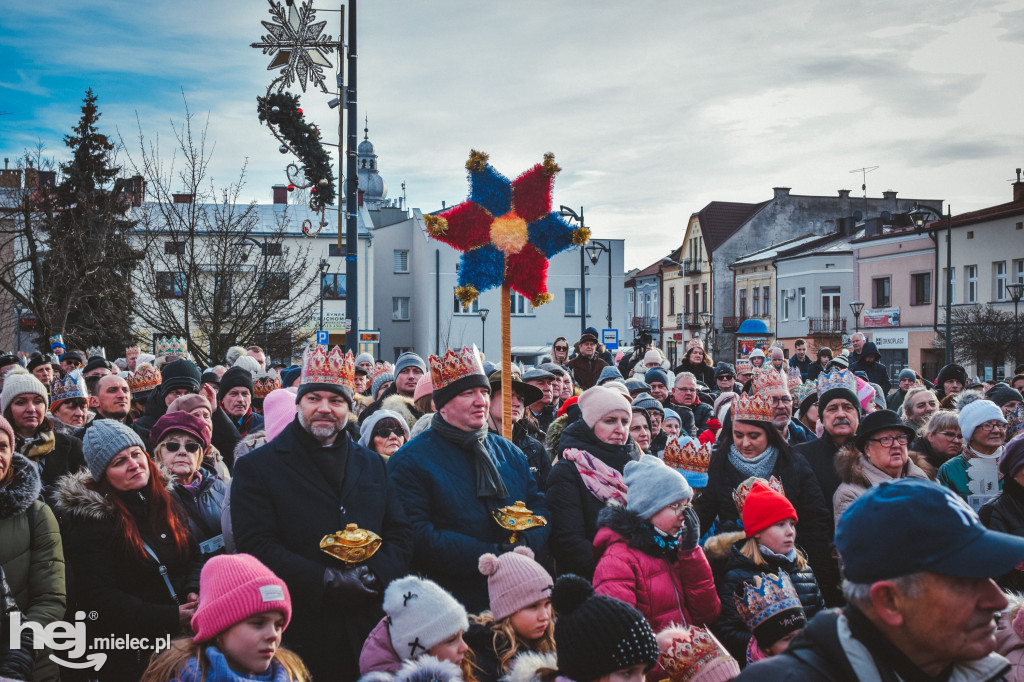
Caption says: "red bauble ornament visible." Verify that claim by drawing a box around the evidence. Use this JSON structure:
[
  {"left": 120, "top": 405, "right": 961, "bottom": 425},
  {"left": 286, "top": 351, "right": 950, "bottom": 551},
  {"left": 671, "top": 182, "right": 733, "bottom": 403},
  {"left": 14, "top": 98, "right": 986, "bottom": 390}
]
[
  {"left": 296, "top": 108, "right": 303, "bottom": 115},
  {"left": 311, "top": 187, "right": 318, "bottom": 193},
  {"left": 287, "top": 184, "right": 295, "bottom": 192}
]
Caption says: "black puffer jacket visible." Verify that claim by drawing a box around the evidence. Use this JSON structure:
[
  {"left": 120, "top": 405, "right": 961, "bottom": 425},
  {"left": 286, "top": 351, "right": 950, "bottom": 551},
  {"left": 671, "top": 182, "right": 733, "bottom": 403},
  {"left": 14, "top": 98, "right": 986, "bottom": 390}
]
[
  {"left": 669, "top": 401, "right": 708, "bottom": 437},
  {"left": 169, "top": 465, "right": 229, "bottom": 551},
  {"left": 463, "top": 621, "right": 504, "bottom": 682},
  {"left": 714, "top": 540, "right": 825, "bottom": 662},
  {"left": 0, "top": 565, "right": 34, "bottom": 682},
  {"left": 14, "top": 426, "right": 85, "bottom": 506},
  {"left": 852, "top": 343, "right": 891, "bottom": 395},
  {"left": 672, "top": 359, "right": 716, "bottom": 388},
  {"left": 513, "top": 422, "right": 551, "bottom": 493},
  {"left": 980, "top": 475, "right": 1024, "bottom": 592},
  {"left": 545, "top": 419, "right": 639, "bottom": 579}
]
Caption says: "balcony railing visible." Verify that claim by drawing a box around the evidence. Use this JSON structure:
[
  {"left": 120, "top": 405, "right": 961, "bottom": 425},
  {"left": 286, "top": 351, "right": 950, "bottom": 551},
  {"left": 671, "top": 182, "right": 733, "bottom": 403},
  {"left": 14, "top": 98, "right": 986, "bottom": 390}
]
[
  {"left": 682, "top": 259, "right": 703, "bottom": 275},
  {"left": 679, "top": 312, "right": 703, "bottom": 328},
  {"left": 808, "top": 317, "right": 847, "bottom": 335},
  {"left": 632, "top": 316, "right": 658, "bottom": 330},
  {"left": 722, "top": 316, "right": 744, "bottom": 332}
]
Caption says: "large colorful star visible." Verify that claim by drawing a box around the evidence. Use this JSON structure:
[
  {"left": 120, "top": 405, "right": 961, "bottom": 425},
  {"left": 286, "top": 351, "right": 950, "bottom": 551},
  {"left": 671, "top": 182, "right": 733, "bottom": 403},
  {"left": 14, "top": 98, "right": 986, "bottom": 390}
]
[{"left": 424, "top": 151, "right": 588, "bottom": 307}]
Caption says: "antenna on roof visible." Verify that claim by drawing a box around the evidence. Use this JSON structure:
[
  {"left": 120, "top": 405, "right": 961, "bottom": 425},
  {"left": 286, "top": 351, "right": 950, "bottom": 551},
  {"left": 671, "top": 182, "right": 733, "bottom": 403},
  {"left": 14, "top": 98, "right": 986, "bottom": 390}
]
[{"left": 850, "top": 166, "right": 879, "bottom": 216}]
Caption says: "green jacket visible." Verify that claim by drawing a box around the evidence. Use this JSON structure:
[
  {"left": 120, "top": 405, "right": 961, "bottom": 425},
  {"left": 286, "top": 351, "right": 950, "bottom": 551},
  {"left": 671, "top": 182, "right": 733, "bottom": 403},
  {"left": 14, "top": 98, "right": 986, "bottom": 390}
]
[
  {"left": 0, "top": 454, "right": 67, "bottom": 682},
  {"left": 938, "top": 453, "right": 1003, "bottom": 504}
]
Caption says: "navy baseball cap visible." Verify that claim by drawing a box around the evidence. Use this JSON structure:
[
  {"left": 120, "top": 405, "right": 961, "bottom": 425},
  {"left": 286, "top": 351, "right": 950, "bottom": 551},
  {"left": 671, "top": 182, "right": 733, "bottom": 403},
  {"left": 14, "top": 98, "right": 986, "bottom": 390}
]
[{"left": 836, "top": 478, "right": 1024, "bottom": 583}]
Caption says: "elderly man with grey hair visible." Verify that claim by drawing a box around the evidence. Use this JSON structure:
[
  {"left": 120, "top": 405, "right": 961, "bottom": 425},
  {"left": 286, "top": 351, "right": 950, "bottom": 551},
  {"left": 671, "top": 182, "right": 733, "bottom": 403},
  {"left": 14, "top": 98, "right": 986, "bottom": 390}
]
[{"left": 736, "top": 478, "right": 1024, "bottom": 681}]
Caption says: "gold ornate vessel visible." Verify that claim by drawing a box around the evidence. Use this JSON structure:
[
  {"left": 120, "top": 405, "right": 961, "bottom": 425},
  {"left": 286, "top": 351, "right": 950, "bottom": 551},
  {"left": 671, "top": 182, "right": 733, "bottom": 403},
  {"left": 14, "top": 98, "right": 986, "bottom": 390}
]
[
  {"left": 491, "top": 501, "right": 547, "bottom": 544},
  {"left": 320, "top": 524, "right": 382, "bottom": 565}
]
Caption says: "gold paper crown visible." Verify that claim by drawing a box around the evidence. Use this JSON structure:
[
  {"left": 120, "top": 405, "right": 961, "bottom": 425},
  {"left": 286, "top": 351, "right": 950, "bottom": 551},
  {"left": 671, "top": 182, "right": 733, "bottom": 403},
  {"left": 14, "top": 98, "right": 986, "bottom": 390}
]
[
  {"left": 49, "top": 373, "right": 88, "bottom": 404},
  {"left": 85, "top": 346, "right": 106, "bottom": 360},
  {"left": 787, "top": 366, "right": 803, "bottom": 387},
  {"left": 368, "top": 361, "right": 394, "bottom": 382},
  {"left": 154, "top": 336, "right": 188, "bottom": 357},
  {"left": 429, "top": 345, "right": 486, "bottom": 391},
  {"left": 301, "top": 345, "right": 356, "bottom": 391},
  {"left": 658, "top": 626, "right": 736, "bottom": 682},
  {"left": 734, "top": 572, "right": 804, "bottom": 633},
  {"left": 753, "top": 367, "right": 788, "bottom": 395},
  {"left": 662, "top": 437, "right": 712, "bottom": 476},
  {"left": 731, "top": 392, "right": 773, "bottom": 422},
  {"left": 817, "top": 368, "right": 857, "bottom": 398},
  {"left": 126, "top": 364, "right": 162, "bottom": 395},
  {"left": 733, "top": 476, "right": 785, "bottom": 514},
  {"left": 125, "top": 346, "right": 141, "bottom": 359},
  {"left": 253, "top": 370, "right": 282, "bottom": 400}
]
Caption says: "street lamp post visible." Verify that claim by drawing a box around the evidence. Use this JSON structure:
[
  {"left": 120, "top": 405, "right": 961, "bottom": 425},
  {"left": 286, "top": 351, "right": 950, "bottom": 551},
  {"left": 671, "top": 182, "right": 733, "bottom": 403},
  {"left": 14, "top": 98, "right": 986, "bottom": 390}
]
[
  {"left": 559, "top": 206, "right": 588, "bottom": 336},
  {"left": 700, "top": 311, "right": 713, "bottom": 355},
  {"left": 910, "top": 203, "right": 953, "bottom": 365},
  {"left": 1008, "top": 282, "right": 1024, "bottom": 371},
  {"left": 586, "top": 240, "right": 613, "bottom": 328},
  {"left": 318, "top": 258, "right": 331, "bottom": 333},
  {"left": 850, "top": 301, "right": 865, "bottom": 334},
  {"left": 479, "top": 308, "right": 490, "bottom": 355}
]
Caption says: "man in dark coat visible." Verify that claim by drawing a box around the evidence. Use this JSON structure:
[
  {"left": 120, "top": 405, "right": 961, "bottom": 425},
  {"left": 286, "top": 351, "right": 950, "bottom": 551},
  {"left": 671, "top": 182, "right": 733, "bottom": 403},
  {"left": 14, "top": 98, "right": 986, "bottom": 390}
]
[
  {"left": 669, "top": 372, "right": 712, "bottom": 436},
  {"left": 523, "top": 366, "right": 558, "bottom": 435},
  {"left": 886, "top": 368, "right": 919, "bottom": 412},
  {"left": 217, "top": 365, "right": 264, "bottom": 437},
  {"left": 852, "top": 341, "right": 891, "bottom": 395},
  {"left": 789, "top": 338, "right": 813, "bottom": 381},
  {"left": 232, "top": 346, "right": 413, "bottom": 681},
  {"left": 806, "top": 346, "right": 833, "bottom": 382},
  {"left": 485, "top": 368, "right": 550, "bottom": 492},
  {"left": 388, "top": 347, "right": 550, "bottom": 612},
  {"left": 566, "top": 331, "right": 608, "bottom": 390}
]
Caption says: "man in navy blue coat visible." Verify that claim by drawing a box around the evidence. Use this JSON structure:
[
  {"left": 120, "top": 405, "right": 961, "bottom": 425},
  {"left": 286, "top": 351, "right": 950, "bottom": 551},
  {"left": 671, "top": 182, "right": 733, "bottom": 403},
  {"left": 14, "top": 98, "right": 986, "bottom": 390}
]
[
  {"left": 388, "top": 347, "right": 551, "bottom": 612},
  {"left": 232, "top": 346, "right": 413, "bottom": 681}
]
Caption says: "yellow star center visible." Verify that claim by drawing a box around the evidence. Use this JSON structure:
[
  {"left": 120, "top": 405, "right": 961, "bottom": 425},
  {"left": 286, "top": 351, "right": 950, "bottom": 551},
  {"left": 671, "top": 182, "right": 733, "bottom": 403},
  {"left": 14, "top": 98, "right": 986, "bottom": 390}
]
[{"left": 490, "top": 212, "right": 529, "bottom": 255}]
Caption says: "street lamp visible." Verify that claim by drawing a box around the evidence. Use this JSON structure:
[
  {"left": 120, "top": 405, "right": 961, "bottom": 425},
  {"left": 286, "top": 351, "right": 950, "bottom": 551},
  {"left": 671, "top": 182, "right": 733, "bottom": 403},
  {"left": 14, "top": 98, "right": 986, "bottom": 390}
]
[
  {"left": 559, "top": 205, "right": 588, "bottom": 336},
  {"left": 318, "top": 258, "right": 331, "bottom": 333},
  {"left": 586, "top": 240, "right": 613, "bottom": 328},
  {"left": 1008, "top": 282, "right": 1024, "bottom": 370},
  {"left": 479, "top": 308, "right": 490, "bottom": 355},
  {"left": 909, "top": 203, "right": 953, "bottom": 365},
  {"left": 850, "top": 301, "right": 865, "bottom": 333},
  {"left": 700, "top": 311, "right": 713, "bottom": 353}
]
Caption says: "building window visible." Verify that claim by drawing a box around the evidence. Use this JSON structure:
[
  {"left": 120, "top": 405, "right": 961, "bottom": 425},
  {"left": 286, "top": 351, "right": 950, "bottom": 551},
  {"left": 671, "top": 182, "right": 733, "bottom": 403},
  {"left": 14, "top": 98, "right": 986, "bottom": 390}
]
[
  {"left": 1016, "top": 259, "right": 1024, "bottom": 285},
  {"left": 752, "top": 287, "right": 759, "bottom": 317},
  {"left": 692, "top": 286, "right": 699, "bottom": 315},
  {"left": 781, "top": 290, "right": 789, "bottom": 321},
  {"left": 873, "top": 277, "right": 891, "bottom": 308},
  {"left": 799, "top": 288, "right": 807, "bottom": 319},
  {"left": 393, "top": 297, "right": 411, "bottom": 320},
  {"left": 739, "top": 289, "right": 747, "bottom": 318},
  {"left": 821, "top": 288, "right": 840, "bottom": 321},
  {"left": 393, "top": 250, "right": 409, "bottom": 273},
  {"left": 156, "top": 271, "right": 186, "bottom": 299},
  {"left": 260, "top": 242, "right": 283, "bottom": 257},
  {"left": 995, "top": 261, "right": 1007, "bottom": 301},
  {"left": 164, "top": 241, "right": 185, "bottom": 256},
  {"left": 259, "top": 273, "right": 290, "bottom": 300},
  {"left": 565, "top": 288, "right": 591, "bottom": 316},
  {"left": 453, "top": 293, "right": 479, "bottom": 314},
  {"left": 510, "top": 291, "right": 534, "bottom": 316},
  {"left": 683, "top": 285, "right": 690, "bottom": 314},
  {"left": 762, "top": 287, "right": 770, "bottom": 318},
  {"left": 669, "top": 287, "right": 675, "bottom": 315},
  {"left": 966, "top": 265, "right": 978, "bottom": 304},
  {"left": 911, "top": 272, "right": 931, "bottom": 305},
  {"left": 701, "top": 283, "right": 707, "bottom": 312},
  {"left": 322, "top": 273, "right": 346, "bottom": 300},
  {"left": 328, "top": 244, "right": 343, "bottom": 257}
]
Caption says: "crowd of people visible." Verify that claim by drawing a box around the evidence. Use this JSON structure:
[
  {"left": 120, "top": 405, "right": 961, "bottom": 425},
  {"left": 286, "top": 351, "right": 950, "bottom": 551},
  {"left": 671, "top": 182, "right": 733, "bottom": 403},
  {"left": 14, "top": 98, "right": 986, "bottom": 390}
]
[{"left": 2, "top": 325, "right": 1024, "bottom": 682}]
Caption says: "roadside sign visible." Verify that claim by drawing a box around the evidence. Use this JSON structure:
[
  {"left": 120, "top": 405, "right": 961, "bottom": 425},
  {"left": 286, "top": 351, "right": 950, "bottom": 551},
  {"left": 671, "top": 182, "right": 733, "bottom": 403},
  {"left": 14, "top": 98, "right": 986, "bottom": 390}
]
[
  {"left": 315, "top": 330, "right": 329, "bottom": 345},
  {"left": 358, "top": 330, "right": 380, "bottom": 343},
  {"left": 602, "top": 328, "right": 618, "bottom": 350}
]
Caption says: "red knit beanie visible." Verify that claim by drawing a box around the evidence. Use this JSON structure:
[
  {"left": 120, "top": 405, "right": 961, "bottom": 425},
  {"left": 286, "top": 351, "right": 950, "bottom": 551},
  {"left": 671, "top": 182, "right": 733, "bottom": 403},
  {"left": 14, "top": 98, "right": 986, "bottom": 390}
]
[
  {"left": 191, "top": 554, "right": 291, "bottom": 642},
  {"left": 742, "top": 482, "right": 798, "bottom": 538}
]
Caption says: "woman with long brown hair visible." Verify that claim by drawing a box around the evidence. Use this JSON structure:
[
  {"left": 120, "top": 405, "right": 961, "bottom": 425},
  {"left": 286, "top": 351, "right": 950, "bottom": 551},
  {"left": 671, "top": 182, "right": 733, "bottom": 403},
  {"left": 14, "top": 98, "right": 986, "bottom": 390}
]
[{"left": 55, "top": 419, "right": 202, "bottom": 681}]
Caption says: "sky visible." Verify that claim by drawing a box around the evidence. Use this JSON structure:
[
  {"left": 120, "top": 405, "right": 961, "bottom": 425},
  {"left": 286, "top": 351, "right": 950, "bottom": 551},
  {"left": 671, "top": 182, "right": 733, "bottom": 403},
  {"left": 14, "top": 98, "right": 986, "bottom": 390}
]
[{"left": 2, "top": 0, "right": 1022, "bottom": 270}]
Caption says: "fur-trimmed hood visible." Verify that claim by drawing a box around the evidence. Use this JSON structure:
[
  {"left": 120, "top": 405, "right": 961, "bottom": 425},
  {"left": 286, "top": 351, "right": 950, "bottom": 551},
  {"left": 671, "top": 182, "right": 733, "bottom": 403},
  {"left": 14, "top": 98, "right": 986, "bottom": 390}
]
[
  {"left": 544, "top": 413, "right": 572, "bottom": 461},
  {"left": 52, "top": 466, "right": 174, "bottom": 521},
  {"left": 358, "top": 655, "right": 465, "bottom": 682},
  {"left": 702, "top": 530, "right": 746, "bottom": 563},
  {"left": 46, "top": 410, "right": 93, "bottom": 438},
  {"left": 503, "top": 651, "right": 559, "bottom": 682},
  {"left": 381, "top": 394, "right": 419, "bottom": 431},
  {"left": 595, "top": 504, "right": 673, "bottom": 558},
  {"left": 0, "top": 454, "right": 42, "bottom": 520},
  {"left": 835, "top": 443, "right": 928, "bottom": 487},
  {"left": 234, "top": 429, "right": 266, "bottom": 461}
]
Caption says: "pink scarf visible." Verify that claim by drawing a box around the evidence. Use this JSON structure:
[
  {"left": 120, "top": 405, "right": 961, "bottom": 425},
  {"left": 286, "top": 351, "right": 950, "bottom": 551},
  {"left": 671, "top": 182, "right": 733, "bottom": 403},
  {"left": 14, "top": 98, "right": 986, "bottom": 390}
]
[{"left": 563, "top": 448, "right": 628, "bottom": 506}]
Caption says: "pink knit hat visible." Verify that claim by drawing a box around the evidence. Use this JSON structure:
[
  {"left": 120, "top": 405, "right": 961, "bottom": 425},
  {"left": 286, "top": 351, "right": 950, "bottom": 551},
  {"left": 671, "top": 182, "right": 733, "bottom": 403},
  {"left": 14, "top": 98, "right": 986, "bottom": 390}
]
[
  {"left": 578, "top": 385, "right": 632, "bottom": 429},
  {"left": 413, "top": 374, "right": 433, "bottom": 403},
  {"left": 263, "top": 387, "right": 298, "bottom": 442},
  {"left": 478, "top": 547, "right": 553, "bottom": 621},
  {"left": 0, "top": 415, "right": 15, "bottom": 453},
  {"left": 191, "top": 553, "right": 291, "bottom": 642}
]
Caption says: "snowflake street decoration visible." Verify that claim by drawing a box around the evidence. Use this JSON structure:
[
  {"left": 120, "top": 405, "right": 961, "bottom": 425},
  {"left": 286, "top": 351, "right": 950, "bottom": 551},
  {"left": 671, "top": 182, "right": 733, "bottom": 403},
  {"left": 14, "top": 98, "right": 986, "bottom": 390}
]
[
  {"left": 251, "top": 0, "right": 337, "bottom": 94},
  {"left": 424, "top": 151, "right": 588, "bottom": 307}
]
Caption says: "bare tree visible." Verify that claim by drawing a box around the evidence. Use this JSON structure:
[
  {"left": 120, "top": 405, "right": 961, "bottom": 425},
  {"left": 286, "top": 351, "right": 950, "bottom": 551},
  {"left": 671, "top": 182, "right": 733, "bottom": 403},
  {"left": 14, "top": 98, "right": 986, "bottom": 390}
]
[
  {"left": 938, "top": 305, "right": 1022, "bottom": 370},
  {"left": 123, "top": 100, "right": 319, "bottom": 366}
]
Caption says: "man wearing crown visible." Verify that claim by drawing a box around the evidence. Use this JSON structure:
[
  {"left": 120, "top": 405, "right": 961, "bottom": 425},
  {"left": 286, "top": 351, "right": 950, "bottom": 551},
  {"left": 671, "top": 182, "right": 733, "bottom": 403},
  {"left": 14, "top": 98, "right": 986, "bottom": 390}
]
[
  {"left": 231, "top": 345, "right": 413, "bottom": 680},
  {"left": 756, "top": 368, "right": 814, "bottom": 446},
  {"left": 388, "top": 346, "right": 551, "bottom": 613}
]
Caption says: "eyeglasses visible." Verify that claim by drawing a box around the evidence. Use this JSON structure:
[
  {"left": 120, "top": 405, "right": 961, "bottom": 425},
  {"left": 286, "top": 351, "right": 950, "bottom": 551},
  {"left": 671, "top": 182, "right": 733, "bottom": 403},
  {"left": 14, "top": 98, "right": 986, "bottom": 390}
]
[
  {"left": 868, "top": 435, "right": 909, "bottom": 447},
  {"left": 554, "top": 345, "right": 568, "bottom": 351},
  {"left": 937, "top": 431, "right": 963, "bottom": 440},
  {"left": 717, "top": 375, "right": 734, "bottom": 380},
  {"left": 978, "top": 421, "right": 1007, "bottom": 432},
  {"left": 64, "top": 359, "right": 82, "bottom": 367},
  {"left": 674, "top": 387, "right": 697, "bottom": 394},
  {"left": 374, "top": 427, "right": 405, "bottom": 439},
  {"left": 769, "top": 396, "right": 793, "bottom": 405},
  {"left": 668, "top": 501, "right": 691, "bottom": 515},
  {"left": 164, "top": 440, "right": 201, "bottom": 454}
]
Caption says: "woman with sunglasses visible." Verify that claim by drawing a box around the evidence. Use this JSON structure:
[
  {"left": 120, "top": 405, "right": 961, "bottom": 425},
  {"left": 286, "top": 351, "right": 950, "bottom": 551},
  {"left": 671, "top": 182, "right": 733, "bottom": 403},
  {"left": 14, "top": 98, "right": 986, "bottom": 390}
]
[
  {"left": 549, "top": 337, "right": 571, "bottom": 368},
  {"left": 358, "top": 410, "right": 410, "bottom": 461},
  {"left": 150, "top": 411, "right": 227, "bottom": 555}
]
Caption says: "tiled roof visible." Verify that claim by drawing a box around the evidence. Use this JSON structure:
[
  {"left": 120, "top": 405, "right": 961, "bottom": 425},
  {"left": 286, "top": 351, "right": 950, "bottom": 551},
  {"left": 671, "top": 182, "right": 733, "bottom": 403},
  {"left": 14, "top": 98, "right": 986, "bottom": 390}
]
[
  {"left": 697, "top": 200, "right": 770, "bottom": 252},
  {"left": 924, "top": 198, "right": 1024, "bottom": 230},
  {"left": 731, "top": 233, "right": 821, "bottom": 266}
]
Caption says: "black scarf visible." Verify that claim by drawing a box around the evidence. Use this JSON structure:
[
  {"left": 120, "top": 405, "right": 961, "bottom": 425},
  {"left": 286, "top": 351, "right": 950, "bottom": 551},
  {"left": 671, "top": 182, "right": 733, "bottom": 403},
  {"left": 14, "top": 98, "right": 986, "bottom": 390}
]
[{"left": 431, "top": 413, "right": 508, "bottom": 500}]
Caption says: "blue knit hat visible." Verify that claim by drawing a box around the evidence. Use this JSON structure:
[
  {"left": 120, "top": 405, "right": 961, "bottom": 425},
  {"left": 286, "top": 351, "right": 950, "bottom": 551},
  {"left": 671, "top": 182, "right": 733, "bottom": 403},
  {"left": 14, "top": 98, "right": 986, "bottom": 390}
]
[
  {"left": 598, "top": 366, "right": 624, "bottom": 385},
  {"left": 624, "top": 455, "right": 693, "bottom": 520},
  {"left": 644, "top": 367, "right": 670, "bottom": 388}
]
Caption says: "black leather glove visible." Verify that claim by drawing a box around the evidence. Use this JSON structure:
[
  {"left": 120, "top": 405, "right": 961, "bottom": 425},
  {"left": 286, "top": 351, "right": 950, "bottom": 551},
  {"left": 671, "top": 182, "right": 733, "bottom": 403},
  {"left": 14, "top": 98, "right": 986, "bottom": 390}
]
[
  {"left": 679, "top": 506, "right": 700, "bottom": 551},
  {"left": 324, "top": 565, "right": 382, "bottom": 608}
]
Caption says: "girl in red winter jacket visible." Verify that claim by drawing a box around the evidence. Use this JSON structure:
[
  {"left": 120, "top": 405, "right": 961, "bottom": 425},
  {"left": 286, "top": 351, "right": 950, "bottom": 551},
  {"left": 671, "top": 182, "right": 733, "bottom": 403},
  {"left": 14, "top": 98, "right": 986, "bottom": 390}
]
[{"left": 592, "top": 455, "right": 721, "bottom": 632}]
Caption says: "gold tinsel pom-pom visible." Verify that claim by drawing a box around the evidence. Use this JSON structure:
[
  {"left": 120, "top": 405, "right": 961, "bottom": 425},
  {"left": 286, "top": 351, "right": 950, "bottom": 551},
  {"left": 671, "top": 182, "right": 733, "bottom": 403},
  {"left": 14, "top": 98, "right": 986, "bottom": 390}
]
[
  {"left": 466, "top": 150, "right": 489, "bottom": 173},
  {"left": 571, "top": 227, "right": 591, "bottom": 245},
  {"left": 542, "top": 153, "right": 561, "bottom": 176},
  {"left": 455, "top": 285, "right": 480, "bottom": 306},
  {"left": 531, "top": 292, "right": 554, "bottom": 307},
  {"left": 425, "top": 215, "right": 449, "bottom": 236}
]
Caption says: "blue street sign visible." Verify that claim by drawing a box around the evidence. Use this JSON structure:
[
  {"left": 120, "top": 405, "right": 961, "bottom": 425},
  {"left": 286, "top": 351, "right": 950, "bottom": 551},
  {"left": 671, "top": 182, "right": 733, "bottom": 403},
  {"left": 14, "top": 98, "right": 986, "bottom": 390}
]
[{"left": 316, "top": 330, "right": 329, "bottom": 345}]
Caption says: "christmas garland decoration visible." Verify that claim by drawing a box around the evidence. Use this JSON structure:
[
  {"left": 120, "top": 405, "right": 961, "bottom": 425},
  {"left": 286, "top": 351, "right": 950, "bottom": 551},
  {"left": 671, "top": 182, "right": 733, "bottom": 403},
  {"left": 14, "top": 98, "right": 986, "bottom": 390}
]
[
  {"left": 424, "top": 150, "right": 587, "bottom": 307},
  {"left": 257, "top": 91, "right": 336, "bottom": 208}
]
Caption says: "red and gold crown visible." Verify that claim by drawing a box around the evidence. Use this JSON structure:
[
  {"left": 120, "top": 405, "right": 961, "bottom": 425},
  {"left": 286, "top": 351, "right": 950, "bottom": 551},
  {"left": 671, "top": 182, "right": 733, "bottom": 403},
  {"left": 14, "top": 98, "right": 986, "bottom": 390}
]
[
  {"left": 367, "top": 361, "right": 394, "bottom": 383},
  {"left": 733, "top": 475, "right": 786, "bottom": 514},
  {"left": 662, "top": 437, "right": 712, "bottom": 477},
  {"left": 301, "top": 345, "right": 355, "bottom": 391},
  {"left": 429, "top": 345, "right": 486, "bottom": 391},
  {"left": 731, "top": 392, "right": 773, "bottom": 422},
  {"left": 126, "top": 363, "right": 162, "bottom": 395},
  {"left": 657, "top": 625, "right": 738, "bottom": 682},
  {"left": 253, "top": 370, "right": 282, "bottom": 400},
  {"left": 753, "top": 367, "right": 788, "bottom": 395}
]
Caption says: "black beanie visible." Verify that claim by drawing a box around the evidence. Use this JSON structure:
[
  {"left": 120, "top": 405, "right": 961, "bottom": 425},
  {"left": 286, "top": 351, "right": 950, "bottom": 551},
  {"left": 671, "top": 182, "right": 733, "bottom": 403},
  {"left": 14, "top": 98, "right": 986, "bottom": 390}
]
[
  {"left": 432, "top": 373, "right": 490, "bottom": 410},
  {"left": 988, "top": 384, "right": 1024, "bottom": 408},
  {"left": 551, "top": 575, "right": 658, "bottom": 681},
  {"left": 218, "top": 366, "right": 255, "bottom": 404},
  {"left": 160, "top": 358, "right": 202, "bottom": 397}
]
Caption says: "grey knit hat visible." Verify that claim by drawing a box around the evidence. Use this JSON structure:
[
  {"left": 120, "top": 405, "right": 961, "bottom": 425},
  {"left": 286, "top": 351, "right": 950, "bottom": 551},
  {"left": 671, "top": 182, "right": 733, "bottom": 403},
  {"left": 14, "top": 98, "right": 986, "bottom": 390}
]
[
  {"left": 631, "top": 392, "right": 664, "bottom": 417},
  {"left": 82, "top": 419, "right": 147, "bottom": 481},
  {"left": 624, "top": 454, "right": 692, "bottom": 520},
  {"left": 1, "top": 371, "right": 48, "bottom": 413},
  {"left": 394, "top": 352, "right": 426, "bottom": 378}
]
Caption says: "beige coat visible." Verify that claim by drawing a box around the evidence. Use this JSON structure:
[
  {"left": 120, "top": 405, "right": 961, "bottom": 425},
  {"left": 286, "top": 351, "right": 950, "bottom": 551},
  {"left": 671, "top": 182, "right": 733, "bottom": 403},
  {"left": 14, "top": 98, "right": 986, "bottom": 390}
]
[{"left": 833, "top": 446, "right": 929, "bottom": 527}]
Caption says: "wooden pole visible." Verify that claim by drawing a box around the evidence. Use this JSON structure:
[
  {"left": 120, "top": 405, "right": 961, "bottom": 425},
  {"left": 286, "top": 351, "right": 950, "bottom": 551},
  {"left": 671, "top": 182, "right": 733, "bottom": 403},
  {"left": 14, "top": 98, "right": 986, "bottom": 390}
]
[{"left": 501, "top": 283, "right": 512, "bottom": 439}]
